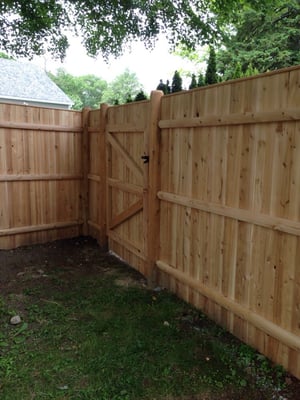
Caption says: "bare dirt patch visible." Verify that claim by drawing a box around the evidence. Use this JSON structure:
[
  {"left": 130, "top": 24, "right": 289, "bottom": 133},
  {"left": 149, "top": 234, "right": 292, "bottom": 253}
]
[{"left": 0, "top": 236, "right": 145, "bottom": 295}]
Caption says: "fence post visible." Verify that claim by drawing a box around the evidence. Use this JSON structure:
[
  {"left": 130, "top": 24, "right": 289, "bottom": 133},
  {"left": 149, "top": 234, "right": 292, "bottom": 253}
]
[
  {"left": 98, "top": 103, "right": 109, "bottom": 249},
  {"left": 145, "top": 90, "right": 163, "bottom": 287},
  {"left": 81, "top": 107, "right": 90, "bottom": 236}
]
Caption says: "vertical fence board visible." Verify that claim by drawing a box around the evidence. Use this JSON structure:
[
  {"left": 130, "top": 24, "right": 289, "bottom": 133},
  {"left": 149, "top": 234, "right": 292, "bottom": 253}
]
[{"left": 81, "top": 107, "right": 90, "bottom": 235}]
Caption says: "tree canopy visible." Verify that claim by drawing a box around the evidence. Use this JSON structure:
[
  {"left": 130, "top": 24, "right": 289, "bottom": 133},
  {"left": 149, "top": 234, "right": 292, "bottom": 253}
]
[
  {"left": 101, "top": 69, "right": 143, "bottom": 105},
  {"left": 48, "top": 69, "right": 108, "bottom": 109},
  {"left": 0, "top": 1, "right": 69, "bottom": 60},
  {"left": 49, "top": 68, "right": 144, "bottom": 108},
  {"left": 0, "top": 0, "right": 274, "bottom": 60},
  {"left": 217, "top": 0, "right": 300, "bottom": 79},
  {"left": 165, "top": 0, "right": 300, "bottom": 83}
]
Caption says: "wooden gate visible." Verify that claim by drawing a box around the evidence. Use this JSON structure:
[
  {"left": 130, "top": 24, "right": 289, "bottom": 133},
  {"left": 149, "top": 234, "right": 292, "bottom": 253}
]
[{"left": 105, "top": 92, "right": 162, "bottom": 278}]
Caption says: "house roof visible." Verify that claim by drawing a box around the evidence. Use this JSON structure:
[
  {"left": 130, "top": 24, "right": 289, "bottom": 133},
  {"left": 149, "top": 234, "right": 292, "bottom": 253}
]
[{"left": 0, "top": 58, "right": 73, "bottom": 107}]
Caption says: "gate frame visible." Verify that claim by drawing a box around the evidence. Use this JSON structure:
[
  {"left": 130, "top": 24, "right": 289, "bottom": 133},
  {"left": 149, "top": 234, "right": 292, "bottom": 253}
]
[{"left": 101, "top": 91, "right": 163, "bottom": 283}]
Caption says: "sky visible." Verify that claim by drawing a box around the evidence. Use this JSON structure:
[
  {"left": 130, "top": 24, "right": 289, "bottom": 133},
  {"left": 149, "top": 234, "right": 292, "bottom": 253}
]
[{"left": 29, "top": 35, "right": 206, "bottom": 94}]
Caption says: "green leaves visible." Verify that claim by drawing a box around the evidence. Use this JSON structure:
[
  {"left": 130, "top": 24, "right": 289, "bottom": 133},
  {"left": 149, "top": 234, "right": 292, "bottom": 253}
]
[
  {"left": 49, "top": 67, "right": 145, "bottom": 108},
  {"left": 205, "top": 47, "right": 218, "bottom": 84},
  {"left": 0, "top": 0, "right": 70, "bottom": 60},
  {"left": 0, "top": 0, "right": 269, "bottom": 60},
  {"left": 12, "top": 322, "right": 28, "bottom": 338},
  {"left": 49, "top": 68, "right": 108, "bottom": 109},
  {"left": 171, "top": 70, "right": 183, "bottom": 92},
  {"left": 101, "top": 68, "right": 144, "bottom": 105},
  {"left": 217, "top": 0, "right": 300, "bottom": 79}
]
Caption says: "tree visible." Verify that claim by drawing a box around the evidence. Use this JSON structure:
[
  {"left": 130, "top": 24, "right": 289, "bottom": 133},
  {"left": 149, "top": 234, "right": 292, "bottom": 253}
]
[
  {"left": 217, "top": 1, "right": 300, "bottom": 79},
  {"left": 189, "top": 74, "right": 198, "bottom": 89},
  {"left": 156, "top": 79, "right": 171, "bottom": 94},
  {"left": 171, "top": 70, "right": 183, "bottom": 93},
  {"left": 232, "top": 62, "right": 243, "bottom": 79},
  {"left": 197, "top": 73, "right": 206, "bottom": 87},
  {"left": 166, "top": 80, "right": 171, "bottom": 94},
  {"left": 0, "top": 1, "right": 275, "bottom": 60},
  {"left": 134, "top": 90, "right": 148, "bottom": 101},
  {"left": 205, "top": 47, "right": 218, "bottom": 85},
  {"left": 0, "top": 1, "right": 69, "bottom": 60},
  {"left": 244, "top": 63, "right": 259, "bottom": 77},
  {"left": 49, "top": 68, "right": 107, "bottom": 110},
  {"left": 102, "top": 69, "right": 144, "bottom": 105},
  {"left": 157, "top": 79, "right": 167, "bottom": 94}
]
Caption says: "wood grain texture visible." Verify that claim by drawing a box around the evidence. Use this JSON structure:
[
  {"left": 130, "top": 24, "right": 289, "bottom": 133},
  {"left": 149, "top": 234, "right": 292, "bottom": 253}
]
[
  {"left": 0, "top": 103, "right": 83, "bottom": 249},
  {"left": 157, "top": 66, "right": 300, "bottom": 378}
]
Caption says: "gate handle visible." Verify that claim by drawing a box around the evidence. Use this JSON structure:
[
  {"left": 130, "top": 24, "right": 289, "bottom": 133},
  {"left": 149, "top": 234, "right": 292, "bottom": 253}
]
[{"left": 141, "top": 155, "right": 149, "bottom": 164}]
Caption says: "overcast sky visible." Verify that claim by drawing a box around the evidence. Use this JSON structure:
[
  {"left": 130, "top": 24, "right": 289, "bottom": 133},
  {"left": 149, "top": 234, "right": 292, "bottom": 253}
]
[{"left": 29, "top": 35, "right": 204, "bottom": 94}]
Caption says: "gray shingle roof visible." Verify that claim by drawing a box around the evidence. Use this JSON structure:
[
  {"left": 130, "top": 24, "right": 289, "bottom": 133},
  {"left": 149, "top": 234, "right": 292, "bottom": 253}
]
[{"left": 0, "top": 58, "right": 72, "bottom": 106}]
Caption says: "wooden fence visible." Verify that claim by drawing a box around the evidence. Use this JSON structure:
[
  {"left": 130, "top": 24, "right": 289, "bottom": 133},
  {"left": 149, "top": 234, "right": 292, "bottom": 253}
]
[
  {"left": 94, "top": 65, "right": 300, "bottom": 379},
  {"left": 0, "top": 65, "right": 299, "bottom": 379},
  {"left": 0, "top": 104, "right": 83, "bottom": 248},
  {"left": 156, "top": 67, "right": 300, "bottom": 379}
]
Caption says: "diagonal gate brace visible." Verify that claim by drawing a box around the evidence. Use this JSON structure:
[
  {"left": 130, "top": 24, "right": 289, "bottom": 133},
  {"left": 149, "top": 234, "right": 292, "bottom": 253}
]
[{"left": 109, "top": 198, "right": 143, "bottom": 230}]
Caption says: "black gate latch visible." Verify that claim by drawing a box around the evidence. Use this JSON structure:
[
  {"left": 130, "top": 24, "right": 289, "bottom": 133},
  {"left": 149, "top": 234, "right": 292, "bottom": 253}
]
[{"left": 141, "top": 155, "right": 149, "bottom": 164}]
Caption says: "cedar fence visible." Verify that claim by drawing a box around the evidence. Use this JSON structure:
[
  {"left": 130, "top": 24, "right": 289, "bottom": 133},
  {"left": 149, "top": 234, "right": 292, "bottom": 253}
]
[
  {"left": 0, "top": 65, "right": 300, "bottom": 379},
  {"left": 0, "top": 104, "right": 83, "bottom": 248}
]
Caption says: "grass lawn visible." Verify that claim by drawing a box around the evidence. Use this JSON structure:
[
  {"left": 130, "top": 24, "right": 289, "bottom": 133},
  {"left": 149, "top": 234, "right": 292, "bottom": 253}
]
[{"left": 0, "top": 237, "right": 298, "bottom": 399}]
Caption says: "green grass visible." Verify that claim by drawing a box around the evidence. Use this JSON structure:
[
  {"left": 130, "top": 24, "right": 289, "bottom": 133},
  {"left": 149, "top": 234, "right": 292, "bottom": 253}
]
[{"left": 0, "top": 270, "right": 287, "bottom": 400}]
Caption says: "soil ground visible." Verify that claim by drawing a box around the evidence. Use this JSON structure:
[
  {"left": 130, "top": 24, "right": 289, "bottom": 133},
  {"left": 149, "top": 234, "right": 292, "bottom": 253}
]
[{"left": 1, "top": 236, "right": 300, "bottom": 399}]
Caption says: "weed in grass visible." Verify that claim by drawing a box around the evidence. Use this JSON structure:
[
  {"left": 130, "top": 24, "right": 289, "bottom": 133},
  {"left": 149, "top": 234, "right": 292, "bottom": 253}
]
[{"left": 23, "top": 287, "right": 42, "bottom": 296}]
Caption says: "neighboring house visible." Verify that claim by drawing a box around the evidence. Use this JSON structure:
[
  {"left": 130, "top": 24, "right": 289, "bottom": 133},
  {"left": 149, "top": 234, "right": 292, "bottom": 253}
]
[{"left": 0, "top": 58, "right": 73, "bottom": 109}]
